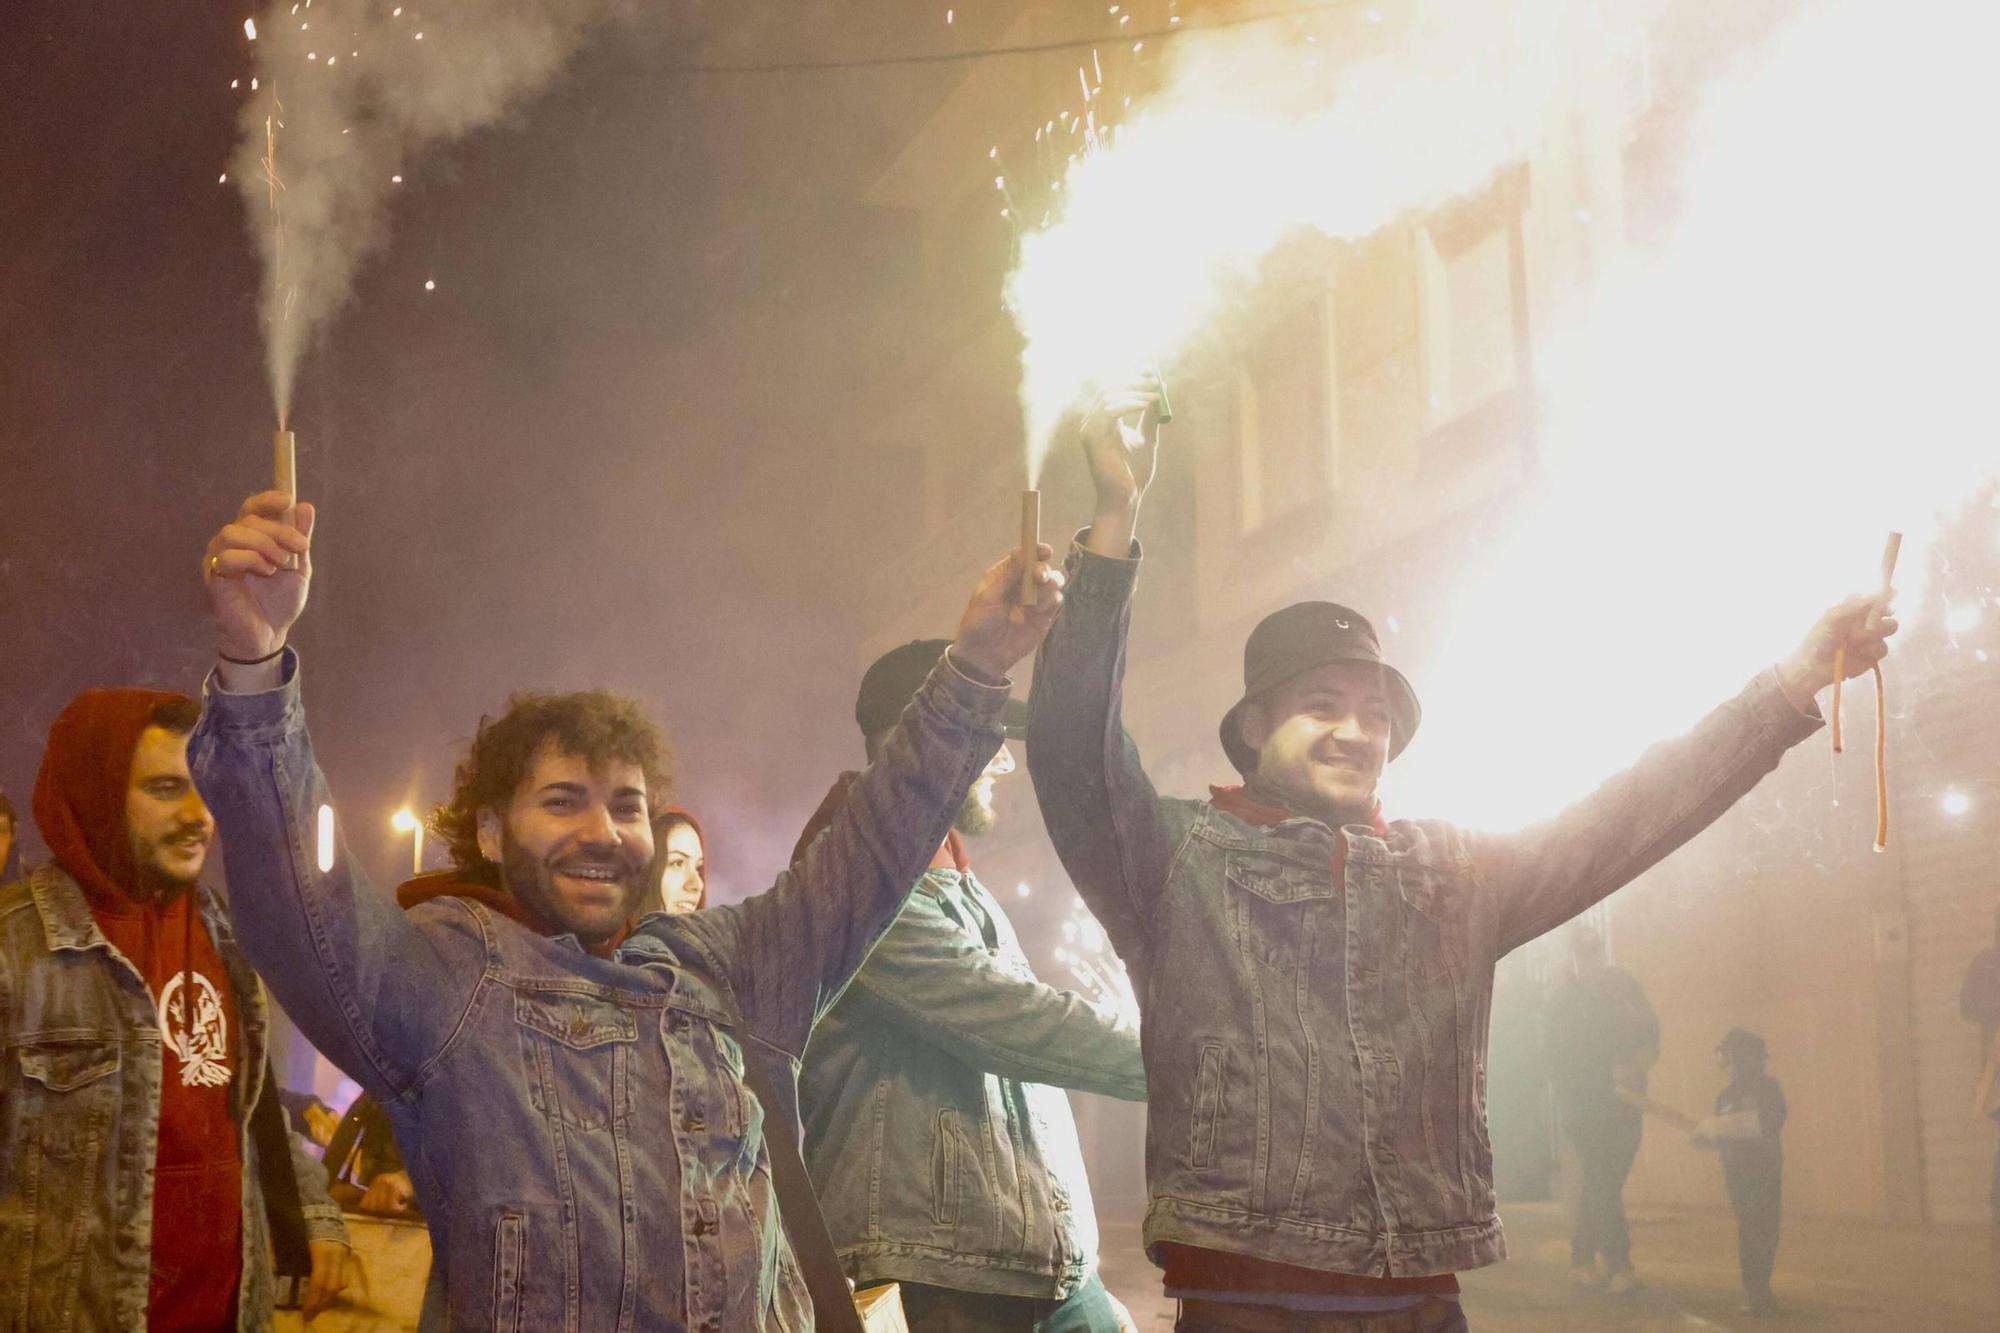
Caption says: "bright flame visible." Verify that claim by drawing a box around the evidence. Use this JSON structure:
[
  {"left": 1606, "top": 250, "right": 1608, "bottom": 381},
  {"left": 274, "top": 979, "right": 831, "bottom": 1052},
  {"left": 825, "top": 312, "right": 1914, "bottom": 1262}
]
[
  {"left": 1006, "top": 0, "right": 1606, "bottom": 480},
  {"left": 390, "top": 807, "right": 419, "bottom": 833},
  {"left": 1941, "top": 789, "right": 1971, "bottom": 817},
  {"left": 1388, "top": 0, "right": 2000, "bottom": 830},
  {"left": 315, "top": 802, "right": 335, "bottom": 872}
]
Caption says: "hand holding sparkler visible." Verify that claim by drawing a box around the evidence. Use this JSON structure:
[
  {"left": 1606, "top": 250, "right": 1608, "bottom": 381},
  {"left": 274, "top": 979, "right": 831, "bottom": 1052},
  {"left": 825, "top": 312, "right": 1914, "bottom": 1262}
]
[
  {"left": 953, "top": 543, "right": 1067, "bottom": 681},
  {"left": 1079, "top": 374, "right": 1168, "bottom": 559},
  {"left": 1776, "top": 538, "right": 1901, "bottom": 849},
  {"left": 204, "top": 490, "right": 315, "bottom": 691},
  {"left": 1776, "top": 592, "right": 1898, "bottom": 713}
]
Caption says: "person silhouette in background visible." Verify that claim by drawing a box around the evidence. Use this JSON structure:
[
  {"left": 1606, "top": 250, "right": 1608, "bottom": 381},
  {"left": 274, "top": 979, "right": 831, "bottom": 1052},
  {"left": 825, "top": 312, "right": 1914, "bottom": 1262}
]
[{"left": 1693, "top": 1029, "right": 1787, "bottom": 1315}]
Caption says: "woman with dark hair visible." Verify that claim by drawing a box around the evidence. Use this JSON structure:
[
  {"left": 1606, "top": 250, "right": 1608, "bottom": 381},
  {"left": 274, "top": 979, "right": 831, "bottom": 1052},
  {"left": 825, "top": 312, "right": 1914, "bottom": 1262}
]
[{"left": 648, "top": 807, "right": 707, "bottom": 914}]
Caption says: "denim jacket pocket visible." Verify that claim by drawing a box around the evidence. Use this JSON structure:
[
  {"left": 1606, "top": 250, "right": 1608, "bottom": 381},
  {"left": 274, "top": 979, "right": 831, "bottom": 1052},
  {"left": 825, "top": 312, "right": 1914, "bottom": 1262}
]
[
  {"left": 1393, "top": 865, "right": 1464, "bottom": 983},
  {"left": 515, "top": 991, "right": 638, "bottom": 1130},
  {"left": 17, "top": 1040, "right": 121, "bottom": 1094},
  {"left": 929, "top": 1108, "right": 960, "bottom": 1228},
  {"left": 490, "top": 1210, "right": 526, "bottom": 1333},
  {"left": 1190, "top": 1044, "right": 1226, "bottom": 1171},
  {"left": 16, "top": 1039, "right": 121, "bottom": 1170},
  {"left": 1226, "top": 850, "right": 1334, "bottom": 969}
]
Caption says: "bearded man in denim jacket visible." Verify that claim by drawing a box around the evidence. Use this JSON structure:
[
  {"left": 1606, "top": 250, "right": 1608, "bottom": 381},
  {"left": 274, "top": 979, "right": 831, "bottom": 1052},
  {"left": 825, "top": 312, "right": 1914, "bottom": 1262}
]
[
  {"left": 795, "top": 640, "right": 1146, "bottom": 1332},
  {"left": 1025, "top": 381, "right": 1897, "bottom": 1332},
  {"left": 190, "top": 489, "right": 1065, "bottom": 1331}
]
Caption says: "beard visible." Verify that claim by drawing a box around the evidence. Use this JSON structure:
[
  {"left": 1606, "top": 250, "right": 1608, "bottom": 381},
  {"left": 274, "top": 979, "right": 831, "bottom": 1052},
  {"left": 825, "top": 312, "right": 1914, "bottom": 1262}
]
[
  {"left": 128, "top": 826, "right": 206, "bottom": 902},
  {"left": 498, "top": 824, "right": 643, "bottom": 938},
  {"left": 953, "top": 782, "right": 997, "bottom": 837}
]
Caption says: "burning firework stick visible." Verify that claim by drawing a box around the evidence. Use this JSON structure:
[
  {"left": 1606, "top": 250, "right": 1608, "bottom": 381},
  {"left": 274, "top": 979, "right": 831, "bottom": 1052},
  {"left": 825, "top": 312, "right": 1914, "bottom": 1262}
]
[
  {"left": 274, "top": 429, "right": 299, "bottom": 571},
  {"left": 1018, "top": 490, "right": 1041, "bottom": 606}
]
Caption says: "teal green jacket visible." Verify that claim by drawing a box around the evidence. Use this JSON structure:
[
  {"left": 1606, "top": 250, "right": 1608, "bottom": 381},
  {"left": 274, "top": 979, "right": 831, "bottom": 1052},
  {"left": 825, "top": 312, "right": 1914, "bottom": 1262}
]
[{"left": 798, "top": 840, "right": 1145, "bottom": 1301}]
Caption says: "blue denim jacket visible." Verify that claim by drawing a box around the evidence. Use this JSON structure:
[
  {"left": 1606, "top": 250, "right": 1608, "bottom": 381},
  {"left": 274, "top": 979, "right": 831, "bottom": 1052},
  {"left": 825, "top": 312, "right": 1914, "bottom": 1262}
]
[
  {"left": 800, "top": 862, "right": 1144, "bottom": 1299},
  {"left": 189, "top": 649, "right": 1008, "bottom": 1331},
  {"left": 0, "top": 865, "right": 347, "bottom": 1331},
  {"left": 1027, "top": 542, "right": 1821, "bottom": 1279}
]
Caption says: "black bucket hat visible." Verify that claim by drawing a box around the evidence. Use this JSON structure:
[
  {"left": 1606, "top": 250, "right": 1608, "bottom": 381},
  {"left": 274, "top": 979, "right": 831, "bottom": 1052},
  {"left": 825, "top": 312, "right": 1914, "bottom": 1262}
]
[
  {"left": 856, "top": 639, "right": 1028, "bottom": 741},
  {"left": 1219, "top": 602, "right": 1421, "bottom": 777}
]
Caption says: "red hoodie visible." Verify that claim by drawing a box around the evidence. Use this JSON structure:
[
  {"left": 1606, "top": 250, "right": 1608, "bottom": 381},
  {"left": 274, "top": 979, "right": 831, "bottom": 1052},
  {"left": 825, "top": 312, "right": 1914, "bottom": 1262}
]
[{"left": 32, "top": 690, "right": 243, "bottom": 1331}]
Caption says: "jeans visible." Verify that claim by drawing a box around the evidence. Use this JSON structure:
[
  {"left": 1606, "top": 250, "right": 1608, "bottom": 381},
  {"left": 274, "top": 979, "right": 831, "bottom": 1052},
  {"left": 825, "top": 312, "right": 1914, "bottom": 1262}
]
[
  {"left": 896, "top": 1273, "right": 1123, "bottom": 1331},
  {"left": 1725, "top": 1164, "right": 1782, "bottom": 1300},
  {"left": 1566, "top": 1110, "right": 1642, "bottom": 1273},
  {"left": 1989, "top": 1112, "right": 2000, "bottom": 1225}
]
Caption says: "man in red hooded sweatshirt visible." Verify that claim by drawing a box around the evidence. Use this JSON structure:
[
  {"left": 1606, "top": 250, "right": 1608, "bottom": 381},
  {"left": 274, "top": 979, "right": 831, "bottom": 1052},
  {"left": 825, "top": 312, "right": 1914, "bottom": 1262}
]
[{"left": 0, "top": 689, "right": 351, "bottom": 1330}]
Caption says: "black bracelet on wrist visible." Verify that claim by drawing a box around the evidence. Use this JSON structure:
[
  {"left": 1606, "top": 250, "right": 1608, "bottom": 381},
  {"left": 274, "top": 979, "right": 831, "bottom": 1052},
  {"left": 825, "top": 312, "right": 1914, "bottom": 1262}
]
[{"left": 219, "top": 645, "right": 286, "bottom": 667}]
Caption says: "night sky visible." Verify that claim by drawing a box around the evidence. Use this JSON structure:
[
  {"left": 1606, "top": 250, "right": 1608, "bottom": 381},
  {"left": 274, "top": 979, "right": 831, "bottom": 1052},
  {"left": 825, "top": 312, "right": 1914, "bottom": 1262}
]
[{"left": 1, "top": 1, "right": 1007, "bottom": 890}]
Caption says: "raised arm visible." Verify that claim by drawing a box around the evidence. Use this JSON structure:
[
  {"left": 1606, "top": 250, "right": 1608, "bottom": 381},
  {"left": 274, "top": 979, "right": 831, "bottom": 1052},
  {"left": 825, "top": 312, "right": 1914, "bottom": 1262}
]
[
  {"left": 193, "top": 492, "right": 479, "bottom": 1098},
  {"left": 1473, "top": 594, "right": 1897, "bottom": 955},
  {"left": 678, "top": 546, "right": 1066, "bottom": 1056},
  {"left": 840, "top": 892, "right": 1146, "bottom": 1100},
  {"left": 1027, "top": 381, "right": 1185, "bottom": 972}
]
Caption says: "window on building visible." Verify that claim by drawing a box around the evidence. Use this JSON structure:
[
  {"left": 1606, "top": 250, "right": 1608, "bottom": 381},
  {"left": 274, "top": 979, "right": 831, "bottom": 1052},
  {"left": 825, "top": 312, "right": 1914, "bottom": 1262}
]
[
  {"left": 1417, "top": 221, "right": 1519, "bottom": 429},
  {"left": 1237, "top": 289, "right": 1338, "bottom": 534}
]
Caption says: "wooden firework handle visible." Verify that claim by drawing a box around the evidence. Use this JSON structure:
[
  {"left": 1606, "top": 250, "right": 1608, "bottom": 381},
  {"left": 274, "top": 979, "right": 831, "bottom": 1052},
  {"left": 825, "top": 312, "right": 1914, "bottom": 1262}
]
[
  {"left": 1613, "top": 1086, "right": 1700, "bottom": 1135},
  {"left": 1872, "top": 662, "right": 1889, "bottom": 850},
  {"left": 274, "top": 429, "right": 299, "bottom": 572},
  {"left": 1870, "top": 532, "right": 1901, "bottom": 850},
  {"left": 1018, "top": 490, "right": 1040, "bottom": 605}
]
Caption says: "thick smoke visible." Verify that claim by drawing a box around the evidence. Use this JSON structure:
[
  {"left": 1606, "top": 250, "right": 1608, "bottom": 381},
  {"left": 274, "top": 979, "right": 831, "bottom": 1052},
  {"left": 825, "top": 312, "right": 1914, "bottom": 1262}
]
[
  {"left": 233, "top": 0, "right": 624, "bottom": 423},
  {"left": 1005, "top": 0, "right": 1616, "bottom": 480},
  {"left": 1394, "top": 0, "right": 2000, "bottom": 830}
]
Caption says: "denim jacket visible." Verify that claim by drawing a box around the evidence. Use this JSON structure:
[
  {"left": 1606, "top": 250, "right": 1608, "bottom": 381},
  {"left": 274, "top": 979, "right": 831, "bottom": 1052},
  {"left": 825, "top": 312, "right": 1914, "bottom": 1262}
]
[
  {"left": 1027, "top": 542, "right": 1821, "bottom": 1279},
  {"left": 189, "top": 649, "right": 1008, "bottom": 1331},
  {"left": 799, "top": 862, "right": 1144, "bottom": 1299},
  {"left": 0, "top": 864, "right": 348, "bottom": 1331}
]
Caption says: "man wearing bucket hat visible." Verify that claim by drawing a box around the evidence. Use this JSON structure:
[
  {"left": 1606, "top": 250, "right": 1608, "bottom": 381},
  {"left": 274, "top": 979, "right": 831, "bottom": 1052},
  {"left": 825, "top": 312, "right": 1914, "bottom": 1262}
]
[
  {"left": 1025, "top": 381, "right": 1896, "bottom": 1331},
  {"left": 794, "top": 640, "right": 1146, "bottom": 1332}
]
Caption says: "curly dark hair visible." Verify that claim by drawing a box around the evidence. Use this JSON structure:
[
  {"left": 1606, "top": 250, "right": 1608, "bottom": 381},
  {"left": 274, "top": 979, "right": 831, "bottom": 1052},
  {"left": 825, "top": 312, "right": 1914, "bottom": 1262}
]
[{"left": 432, "top": 690, "right": 673, "bottom": 881}]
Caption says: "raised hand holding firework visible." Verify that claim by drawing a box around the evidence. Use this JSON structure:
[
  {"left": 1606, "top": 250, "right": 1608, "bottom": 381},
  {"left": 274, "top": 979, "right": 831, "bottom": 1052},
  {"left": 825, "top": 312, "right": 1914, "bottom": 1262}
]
[
  {"left": 1077, "top": 374, "right": 1168, "bottom": 560},
  {"left": 203, "top": 490, "right": 315, "bottom": 691},
  {"left": 1791, "top": 533, "right": 1901, "bottom": 849}
]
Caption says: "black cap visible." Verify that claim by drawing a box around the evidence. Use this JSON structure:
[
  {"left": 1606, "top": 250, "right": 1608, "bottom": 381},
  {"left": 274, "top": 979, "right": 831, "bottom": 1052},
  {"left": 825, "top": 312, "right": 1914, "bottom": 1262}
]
[
  {"left": 856, "top": 639, "right": 1027, "bottom": 741},
  {"left": 1716, "top": 1028, "right": 1767, "bottom": 1065},
  {"left": 1218, "top": 602, "right": 1421, "bottom": 776}
]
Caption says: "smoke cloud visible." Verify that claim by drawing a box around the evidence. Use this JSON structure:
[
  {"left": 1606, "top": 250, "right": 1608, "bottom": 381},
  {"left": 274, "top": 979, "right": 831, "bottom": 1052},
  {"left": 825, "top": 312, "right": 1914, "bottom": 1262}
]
[
  {"left": 1393, "top": 0, "right": 2000, "bottom": 829},
  {"left": 233, "top": 0, "right": 624, "bottom": 423},
  {"left": 1005, "top": 0, "right": 1617, "bottom": 480}
]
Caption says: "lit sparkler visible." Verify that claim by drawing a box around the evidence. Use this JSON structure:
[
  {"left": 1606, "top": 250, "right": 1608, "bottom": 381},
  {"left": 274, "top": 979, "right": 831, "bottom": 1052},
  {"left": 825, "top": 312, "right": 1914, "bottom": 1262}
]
[
  {"left": 1006, "top": 0, "right": 1596, "bottom": 482},
  {"left": 1054, "top": 894, "right": 1139, "bottom": 1028}
]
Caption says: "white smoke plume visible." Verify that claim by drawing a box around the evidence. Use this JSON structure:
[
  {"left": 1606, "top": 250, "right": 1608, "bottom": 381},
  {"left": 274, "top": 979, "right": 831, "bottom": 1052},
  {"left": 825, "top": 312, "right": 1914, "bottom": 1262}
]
[
  {"left": 1005, "top": 0, "right": 1619, "bottom": 480},
  {"left": 233, "top": 0, "right": 624, "bottom": 423},
  {"left": 1391, "top": 0, "right": 2000, "bottom": 829}
]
